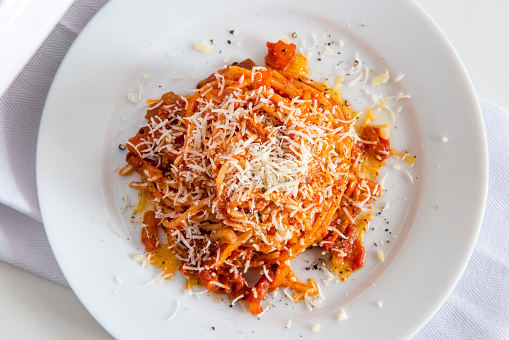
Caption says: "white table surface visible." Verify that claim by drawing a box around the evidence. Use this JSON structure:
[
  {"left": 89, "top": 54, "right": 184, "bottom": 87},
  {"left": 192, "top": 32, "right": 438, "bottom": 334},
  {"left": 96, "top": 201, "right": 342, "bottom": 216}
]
[{"left": 1, "top": 1, "right": 508, "bottom": 339}]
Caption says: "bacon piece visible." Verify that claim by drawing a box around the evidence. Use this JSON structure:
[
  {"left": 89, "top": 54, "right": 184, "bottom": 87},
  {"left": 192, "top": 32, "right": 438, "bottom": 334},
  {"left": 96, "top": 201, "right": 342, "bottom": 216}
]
[
  {"left": 196, "top": 59, "right": 256, "bottom": 88},
  {"left": 235, "top": 58, "right": 256, "bottom": 70}
]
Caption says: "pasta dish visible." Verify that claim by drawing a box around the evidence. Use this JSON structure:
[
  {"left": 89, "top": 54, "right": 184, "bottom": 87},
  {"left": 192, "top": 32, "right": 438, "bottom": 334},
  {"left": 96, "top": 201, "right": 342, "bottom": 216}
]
[{"left": 120, "top": 40, "right": 394, "bottom": 315}]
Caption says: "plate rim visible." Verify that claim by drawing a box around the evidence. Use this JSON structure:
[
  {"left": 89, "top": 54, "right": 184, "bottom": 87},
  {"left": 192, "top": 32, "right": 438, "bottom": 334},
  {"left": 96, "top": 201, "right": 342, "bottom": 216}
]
[{"left": 36, "top": 0, "right": 488, "bottom": 338}]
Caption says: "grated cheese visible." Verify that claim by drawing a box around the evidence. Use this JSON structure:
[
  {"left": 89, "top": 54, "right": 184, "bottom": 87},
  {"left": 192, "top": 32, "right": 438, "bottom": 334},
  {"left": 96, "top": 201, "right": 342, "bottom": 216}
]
[
  {"left": 193, "top": 41, "right": 213, "bottom": 53},
  {"left": 257, "top": 302, "right": 272, "bottom": 318},
  {"left": 283, "top": 288, "right": 296, "bottom": 302},
  {"left": 167, "top": 300, "right": 180, "bottom": 320},
  {"left": 405, "top": 171, "right": 414, "bottom": 184},
  {"left": 337, "top": 308, "right": 348, "bottom": 321},
  {"left": 146, "top": 272, "right": 164, "bottom": 285},
  {"left": 312, "top": 324, "right": 321, "bottom": 332},
  {"left": 371, "top": 71, "right": 390, "bottom": 86},
  {"left": 286, "top": 319, "right": 292, "bottom": 329},
  {"left": 394, "top": 74, "right": 405, "bottom": 82},
  {"left": 302, "top": 33, "right": 318, "bottom": 49},
  {"left": 231, "top": 294, "right": 244, "bottom": 306},
  {"left": 127, "top": 74, "right": 151, "bottom": 104}
]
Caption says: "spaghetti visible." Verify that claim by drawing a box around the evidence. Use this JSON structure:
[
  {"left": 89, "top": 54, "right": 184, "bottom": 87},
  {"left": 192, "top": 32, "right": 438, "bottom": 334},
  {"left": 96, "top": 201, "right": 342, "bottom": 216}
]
[{"left": 120, "top": 40, "right": 392, "bottom": 315}]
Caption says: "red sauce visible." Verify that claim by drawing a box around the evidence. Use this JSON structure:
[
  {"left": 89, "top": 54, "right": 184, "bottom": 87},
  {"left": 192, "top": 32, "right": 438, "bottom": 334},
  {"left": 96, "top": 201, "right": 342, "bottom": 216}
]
[
  {"left": 251, "top": 68, "right": 273, "bottom": 87},
  {"left": 265, "top": 40, "right": 296, "bottom": 70},
  {"left": 245, "top": 269, "right": 274, "bottom": 314},
  {"left": 141, "top": 210, "right": 160, "bottom": 252},
  {"left": 361, "top": 126, "right": 390, "bottom": 162}
]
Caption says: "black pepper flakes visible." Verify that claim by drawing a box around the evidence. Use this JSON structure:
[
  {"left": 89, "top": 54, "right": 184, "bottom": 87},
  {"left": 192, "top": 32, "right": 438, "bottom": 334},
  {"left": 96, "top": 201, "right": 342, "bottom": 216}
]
[
  {"left": 227, "top": 40, "right": 231, "bottom": 44},
  {"left": 138, "top": 128, "right": 145, "bottom": 134},
  {"left": 292, "top": 32, "right": 298, "bottom": 38},
  {"left": 118, "top": 144, "right": 126, "bottom": 150}
]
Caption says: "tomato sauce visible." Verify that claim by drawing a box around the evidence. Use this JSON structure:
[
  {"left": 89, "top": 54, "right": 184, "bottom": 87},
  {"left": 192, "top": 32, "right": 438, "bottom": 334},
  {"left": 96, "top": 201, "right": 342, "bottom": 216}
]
[{"left": 265, "top": 40, "right": 296, "bottom": 70}]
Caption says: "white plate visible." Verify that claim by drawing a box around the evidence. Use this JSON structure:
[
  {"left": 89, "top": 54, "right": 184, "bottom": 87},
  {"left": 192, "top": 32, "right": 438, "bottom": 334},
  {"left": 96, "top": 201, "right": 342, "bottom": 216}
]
[
  {"left": 0, "top": 0, "right": 75, "bottom": 96},
  {"left": 37, "top": 0, "right": 487, "bottom": 338}
]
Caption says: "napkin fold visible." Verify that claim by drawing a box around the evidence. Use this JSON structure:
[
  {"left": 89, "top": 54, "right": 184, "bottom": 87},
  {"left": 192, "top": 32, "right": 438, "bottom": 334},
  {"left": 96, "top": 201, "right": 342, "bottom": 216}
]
[
  {"left": 0, "top": 0, "right": 107, "bottom": 286},
  {"left": 0, "top": 0, "right": 507, "bottom": 338}
]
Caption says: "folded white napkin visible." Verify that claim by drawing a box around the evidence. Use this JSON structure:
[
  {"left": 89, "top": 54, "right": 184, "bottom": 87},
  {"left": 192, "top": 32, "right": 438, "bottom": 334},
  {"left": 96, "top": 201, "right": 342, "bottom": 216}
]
[
  {"left": 0, "top": 0, "right": 107, "bottom": 286},
  {"left": 0, "top": 0, "right": 507, "bottom": 338}
]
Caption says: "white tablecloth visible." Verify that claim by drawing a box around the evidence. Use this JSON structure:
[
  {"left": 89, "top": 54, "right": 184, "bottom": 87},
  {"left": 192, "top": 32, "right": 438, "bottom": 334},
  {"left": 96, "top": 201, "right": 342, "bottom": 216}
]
[{"left": 0, "top": 1, "right": 507, "bottom": 338}]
